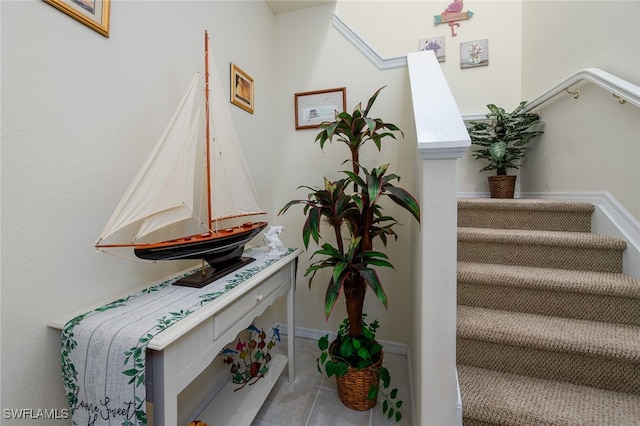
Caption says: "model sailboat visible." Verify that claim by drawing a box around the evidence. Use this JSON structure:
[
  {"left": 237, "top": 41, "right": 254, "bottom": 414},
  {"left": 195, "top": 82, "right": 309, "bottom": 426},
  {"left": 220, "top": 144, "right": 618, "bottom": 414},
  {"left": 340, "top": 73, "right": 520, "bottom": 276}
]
[{"left": 96, "top": 31, "right": 267, "bottom": 287}]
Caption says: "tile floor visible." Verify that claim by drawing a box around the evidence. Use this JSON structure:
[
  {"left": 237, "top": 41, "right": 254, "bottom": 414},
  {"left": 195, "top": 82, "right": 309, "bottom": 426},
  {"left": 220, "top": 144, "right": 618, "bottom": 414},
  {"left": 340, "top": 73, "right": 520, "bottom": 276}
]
[{"left": 251, "top": 336, "right": 412, "bottom": 426}]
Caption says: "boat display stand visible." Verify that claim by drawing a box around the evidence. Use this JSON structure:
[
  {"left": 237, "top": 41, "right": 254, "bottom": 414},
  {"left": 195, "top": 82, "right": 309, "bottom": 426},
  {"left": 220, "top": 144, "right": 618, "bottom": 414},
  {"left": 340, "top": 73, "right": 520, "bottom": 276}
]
[
  {"left": 49, "top": 248, "right": 300, "bottom": 426},
  {"left": 174, "top": 256, "right": 256, "bottom": 288}
]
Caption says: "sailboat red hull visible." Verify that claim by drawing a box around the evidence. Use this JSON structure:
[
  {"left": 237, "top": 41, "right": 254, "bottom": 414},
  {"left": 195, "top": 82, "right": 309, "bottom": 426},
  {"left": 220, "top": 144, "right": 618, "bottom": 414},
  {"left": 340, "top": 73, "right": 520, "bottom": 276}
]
[{"left": 133, "top": 221, "right": 267, "bottom": 265}]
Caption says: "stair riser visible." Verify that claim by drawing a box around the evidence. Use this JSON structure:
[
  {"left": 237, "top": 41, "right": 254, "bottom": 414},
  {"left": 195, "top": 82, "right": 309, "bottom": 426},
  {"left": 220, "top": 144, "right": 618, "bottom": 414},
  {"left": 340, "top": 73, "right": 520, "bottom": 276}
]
[
  {"left": 458, "top": 210, "right": 592, "bottom": 232},
  {"left": 457, "top": 338, "right": 640, "bottom": 394},
  {"left": 458, "top": 283, "right": 640, "bottom": 326},
  {"left": 458, "top": 241, "right": 623, "bottom": 273}
]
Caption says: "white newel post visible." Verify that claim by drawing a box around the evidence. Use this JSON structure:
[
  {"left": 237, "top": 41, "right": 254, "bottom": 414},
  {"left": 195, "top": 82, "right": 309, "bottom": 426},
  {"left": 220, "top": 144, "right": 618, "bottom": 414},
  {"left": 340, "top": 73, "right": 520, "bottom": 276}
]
[{"left": 407, "top": 51, "right": 470, "bottom": 426}]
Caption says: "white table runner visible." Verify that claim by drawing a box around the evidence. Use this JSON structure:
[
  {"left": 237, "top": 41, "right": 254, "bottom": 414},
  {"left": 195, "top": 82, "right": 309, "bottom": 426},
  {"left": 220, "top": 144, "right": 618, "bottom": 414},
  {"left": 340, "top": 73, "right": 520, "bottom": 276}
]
[{"left": 60, "top": 247, "right": 294, "bottom": 426}]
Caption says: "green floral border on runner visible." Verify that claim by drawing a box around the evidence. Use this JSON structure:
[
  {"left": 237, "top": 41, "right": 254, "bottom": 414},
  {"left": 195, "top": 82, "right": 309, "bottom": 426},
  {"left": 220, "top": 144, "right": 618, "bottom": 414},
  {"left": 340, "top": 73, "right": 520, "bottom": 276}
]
[{"left": 61, "top": 248, "right": 295, "bottom": 426}]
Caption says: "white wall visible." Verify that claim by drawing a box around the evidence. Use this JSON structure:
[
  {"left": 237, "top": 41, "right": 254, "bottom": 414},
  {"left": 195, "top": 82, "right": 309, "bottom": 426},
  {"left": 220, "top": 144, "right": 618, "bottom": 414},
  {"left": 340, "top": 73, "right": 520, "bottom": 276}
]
[
  {"left": 520, "top": 1, "right": 640, "bottom": 220},
  {"left": 272, "top": 3, "right": 421, "bottom": 345},
  {"left": 335, "top": 0, "right": 527, "bottom": 194},
  {"left": 336, "top": 0, "right": 524, "bottom": 112},
  {"left": 272, "top": 0, "right": 526, "bottom": 345},
  {"left": 1, "top": 0, "right": 275, "bottom": 420}
]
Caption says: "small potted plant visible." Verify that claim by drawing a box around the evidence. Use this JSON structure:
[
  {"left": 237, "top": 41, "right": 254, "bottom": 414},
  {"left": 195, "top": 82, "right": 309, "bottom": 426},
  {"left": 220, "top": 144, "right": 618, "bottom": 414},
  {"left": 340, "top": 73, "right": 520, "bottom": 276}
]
[
  {"left": 279, "top": 87, "right": 420, "bottom": 421},
  {"left": 467, "top": 102, "right": 543, "bottom": 198}
]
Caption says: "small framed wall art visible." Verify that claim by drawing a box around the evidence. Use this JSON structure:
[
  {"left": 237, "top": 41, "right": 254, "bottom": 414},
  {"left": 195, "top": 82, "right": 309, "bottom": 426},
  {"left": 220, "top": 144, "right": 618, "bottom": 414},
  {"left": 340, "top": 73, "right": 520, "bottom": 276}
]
[
  {"left": 460, "top": 39, "right": 489, "bottom": 69},
  {"left": 419, "top": 36, "right": 446, "bottom": 62},
  {"left": 294, "top": 87, "right": 346, "bottom": 130},
  {"left": 231, "top": 63, "right": 254, "bottom": 114},
  {"left": 44, "top": 0, "right": 111, "bottom": 37}
]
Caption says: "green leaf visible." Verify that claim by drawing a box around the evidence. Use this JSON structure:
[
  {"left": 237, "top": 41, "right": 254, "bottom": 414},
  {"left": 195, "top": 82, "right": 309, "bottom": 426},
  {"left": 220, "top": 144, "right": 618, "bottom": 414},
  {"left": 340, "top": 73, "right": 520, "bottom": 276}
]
[
  {"left": 361, "top": 326, "right": 374, "bottom": 341},
  {"left": 489, "top": 141, "right": 507, "bottom": 162},
  {"left": 122, "top": 369, "right": 138, "bottom": 376},
  {"left": 334, "top": 362, "right": 349, "bottom": 377},
  {"left": 368, "top": 385, "right": 378, "bottom": 400},
  {"left": 355, "top": 265, "right": 388, "bottom": 308},
  {"left": 365, "top": 167, "right": 383, "bottom": 204},
  {"left": 325, "top": 361, "right": 336, "bottom": 377},
  {"left": 302, "top": 207, "right": 321, "bottom": 247},
  {"left": 369, "top": 341, "right": 383, "bottom": 357},
  {"left": 342, "top": 170, "right": 366, "bottom": 189},
  {"left": 340, "top": 338, "right": 353, "bottom": 357},
  {"left": 385, "top": 185, "right": 421, "bottom": 223},
  {"left": 357, "top": 347, "right": 369, "bottom": 360},
  {"left": 331, "top": 262, "right": 349, "bottom": 288},
  {"left": 346, "top": 236, "right": 362, "bottom": 262},
  {"left": 318, "top": 334, "right": 329, "bottom": 351},
  {"left": 363, "top": 86, "right": 385, "bottom": 116},
  {"left": 380, "top": 367, "right": 391, "bottom": 387},
  {"left": 324, "top": 277, "right": 342, "bottom": 319}
]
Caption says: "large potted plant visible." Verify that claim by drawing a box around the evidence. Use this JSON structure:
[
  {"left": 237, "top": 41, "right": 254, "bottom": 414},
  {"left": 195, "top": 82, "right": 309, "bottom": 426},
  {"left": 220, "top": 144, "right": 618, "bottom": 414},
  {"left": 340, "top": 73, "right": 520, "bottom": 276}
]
[
  {"left": 279, "top": 87, "right": 420, "bottom": 421},
  {"left": 467, "top": 101, "right": 543, "bottom": 198}
]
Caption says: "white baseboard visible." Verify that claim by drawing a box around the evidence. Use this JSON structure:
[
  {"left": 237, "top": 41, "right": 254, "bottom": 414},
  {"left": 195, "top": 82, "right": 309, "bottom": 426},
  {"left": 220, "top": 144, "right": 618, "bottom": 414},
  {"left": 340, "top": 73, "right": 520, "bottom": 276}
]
[{"left": 280, "top": 324, "right": 409, "bottom": 356}]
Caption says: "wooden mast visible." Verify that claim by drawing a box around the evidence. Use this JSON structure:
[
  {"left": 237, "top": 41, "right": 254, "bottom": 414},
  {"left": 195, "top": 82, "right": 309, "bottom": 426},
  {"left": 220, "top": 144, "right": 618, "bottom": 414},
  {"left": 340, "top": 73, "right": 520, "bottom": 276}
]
[{"left": 204, "top": 31, "right": 213, "bottom": 229}]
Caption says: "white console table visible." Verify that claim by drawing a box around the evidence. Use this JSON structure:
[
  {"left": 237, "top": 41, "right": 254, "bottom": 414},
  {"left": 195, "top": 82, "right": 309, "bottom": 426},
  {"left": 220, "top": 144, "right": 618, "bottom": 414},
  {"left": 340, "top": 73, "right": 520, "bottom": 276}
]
[{"left": 49, "top": 248, "right": 300, "bottom": 425}]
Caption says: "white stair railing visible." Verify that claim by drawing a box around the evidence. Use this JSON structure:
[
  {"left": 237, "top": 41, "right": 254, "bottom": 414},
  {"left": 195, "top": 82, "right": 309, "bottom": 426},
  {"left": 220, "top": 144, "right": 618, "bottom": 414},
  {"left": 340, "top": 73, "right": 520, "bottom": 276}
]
[
  {"left": 407, "top": 50, "right": 469, "bottom": 426},
  {"left": 526, "top": 68, "right": 640, "bottom": 111},
  {"left": 464, "top": 68, "right": 640, "bottom": 122}
]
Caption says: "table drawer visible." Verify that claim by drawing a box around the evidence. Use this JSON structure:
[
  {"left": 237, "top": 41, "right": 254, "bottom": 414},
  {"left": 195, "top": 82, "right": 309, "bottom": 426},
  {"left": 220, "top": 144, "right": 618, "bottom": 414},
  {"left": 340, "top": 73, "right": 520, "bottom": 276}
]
[{"left": 212, "top": 269, "right": 284, "bottom": 340}]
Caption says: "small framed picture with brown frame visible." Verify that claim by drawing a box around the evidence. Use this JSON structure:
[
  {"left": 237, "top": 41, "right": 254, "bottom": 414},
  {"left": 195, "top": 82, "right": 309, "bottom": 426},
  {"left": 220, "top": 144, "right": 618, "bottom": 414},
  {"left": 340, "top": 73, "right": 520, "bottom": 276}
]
[
  {"left": 230, "top": 63, "right": 254, "bottom": 114},
  {"left": 295, "top": 87, "right": 346, "bottom": 130}
]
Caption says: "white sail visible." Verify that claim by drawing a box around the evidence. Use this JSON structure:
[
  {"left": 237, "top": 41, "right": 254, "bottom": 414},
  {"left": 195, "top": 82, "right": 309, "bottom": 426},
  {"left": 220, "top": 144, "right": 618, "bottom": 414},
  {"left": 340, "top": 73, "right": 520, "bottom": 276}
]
[
  {"left": 208, "top": 52, "right": 265, "bottom": 222},
  {"left": 96, "top": 74, "right": 201, "bottom": 244},
  {"left": 96, "top": 46, "right": 265, "bottom": 248}
]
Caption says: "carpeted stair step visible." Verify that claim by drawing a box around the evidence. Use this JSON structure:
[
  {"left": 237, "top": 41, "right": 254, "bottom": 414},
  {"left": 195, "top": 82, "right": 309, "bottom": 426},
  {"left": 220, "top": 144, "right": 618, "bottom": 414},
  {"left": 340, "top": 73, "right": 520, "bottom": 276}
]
[
  {"left": 457, "top": 306, "right": 640, "bottom": 393},
  {"left": 458, "top": 227, "right": 626, "bottom": 273},
  {"left": 457, "top": 262, "right": 640, "bottom": 325},
  {"left": 458, "top": 364, "right": 640, "bottom": 426},
  {"left": 458, "top": 198, "right": 594, "bottom": 232}
]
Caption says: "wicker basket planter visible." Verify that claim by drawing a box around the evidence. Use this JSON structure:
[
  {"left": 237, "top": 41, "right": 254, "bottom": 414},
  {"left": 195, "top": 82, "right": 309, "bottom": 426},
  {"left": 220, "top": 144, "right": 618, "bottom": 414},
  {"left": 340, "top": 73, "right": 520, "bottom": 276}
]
[
  {"left": 330, "top": 340, "right": 384, "bottom": 411},
  {"left": 488, "top": 175, "right": 516, "bottom": 198}
]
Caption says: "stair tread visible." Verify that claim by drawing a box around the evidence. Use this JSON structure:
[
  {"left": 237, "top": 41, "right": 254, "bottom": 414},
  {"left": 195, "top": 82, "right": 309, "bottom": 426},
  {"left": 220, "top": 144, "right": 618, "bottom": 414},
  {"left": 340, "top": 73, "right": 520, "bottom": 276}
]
[
  {"left": 458, "top": 227, "right": 627, "bottom": 250},
  {"left": 458, "top": 305, "right": 640, "bottom": 362},
  {"left": 457, "top": 199, "right": 640, "bottom": 424},
  {"left": 458, "top": 198, "right": 595, "bottom": 213},
  {"left": 458, "top": 364, "right": 640, "bottom": 426},
  {"left": 458, "top": 262, "right": 640, "bottom": 298}
]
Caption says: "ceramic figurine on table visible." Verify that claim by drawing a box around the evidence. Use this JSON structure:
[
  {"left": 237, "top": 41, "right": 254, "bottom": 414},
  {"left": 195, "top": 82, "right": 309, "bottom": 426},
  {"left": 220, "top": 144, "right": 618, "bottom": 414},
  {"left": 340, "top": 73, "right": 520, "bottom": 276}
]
[{"left": 263, "top": 225, "right": 286, "bottom": 255}]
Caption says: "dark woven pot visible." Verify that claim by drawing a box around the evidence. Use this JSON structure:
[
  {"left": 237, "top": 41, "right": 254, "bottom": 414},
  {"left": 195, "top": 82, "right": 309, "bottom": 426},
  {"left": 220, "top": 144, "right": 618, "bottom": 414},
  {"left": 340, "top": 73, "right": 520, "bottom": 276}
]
[
  {"left": 330, "top": 339, "right": 383, "bottom": 411},
  {"left": 488, "top": 175, "right": 517, "bottom": 198}
]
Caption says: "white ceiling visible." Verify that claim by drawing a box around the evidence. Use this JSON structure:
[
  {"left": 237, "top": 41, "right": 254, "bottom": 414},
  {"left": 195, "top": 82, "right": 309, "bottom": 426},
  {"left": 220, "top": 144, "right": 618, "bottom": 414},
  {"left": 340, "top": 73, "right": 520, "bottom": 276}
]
[{"left": 265, "top": 1, "right": 336, "bottom": 15}]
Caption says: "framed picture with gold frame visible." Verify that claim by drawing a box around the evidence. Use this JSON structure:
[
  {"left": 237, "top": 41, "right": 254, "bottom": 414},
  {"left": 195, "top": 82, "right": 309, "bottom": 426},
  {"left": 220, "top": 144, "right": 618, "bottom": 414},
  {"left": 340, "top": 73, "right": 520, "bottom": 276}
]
[
  {"left": 294, "top": 87, "right": 346, "bottom": 130},
  {"left": 230, "top": 63, "right": 254, "bottom": 114},
  {"left": 44, "top": 0, "right": 111, "bottom": 38}
]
